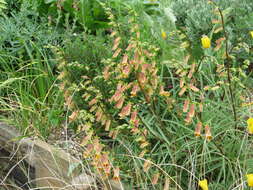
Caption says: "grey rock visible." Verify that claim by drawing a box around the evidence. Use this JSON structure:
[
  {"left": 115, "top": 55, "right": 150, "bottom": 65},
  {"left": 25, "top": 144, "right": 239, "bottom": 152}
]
[{"left": 71, "top": 173, "right": 96, "bottom": 190}]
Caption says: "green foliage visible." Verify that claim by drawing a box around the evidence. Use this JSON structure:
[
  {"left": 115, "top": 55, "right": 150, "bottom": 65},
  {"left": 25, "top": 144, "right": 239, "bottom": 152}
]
[
  {"left": 0, "top": 3, "right": 61, "bottom": 68},
  {"left": 63, "top": 32, "right": 110, "bottom": 68},
  {"left": 172, "top": 0, "right": 253, "bottom": 46},
  {"left": 18, "top": 0, "right": 110, "bottom": 31},
  {"left": 172, "top": 0, "right": 213, "bottom": 40},
  {"left": 0, "top": 0, "right": 7, "bottom": 12},
  {"left": 56, "top": 32, "right": 111, "bottom": 109},
  {"left": 0, "top": 2, "right": 64, "bottom": 137}
]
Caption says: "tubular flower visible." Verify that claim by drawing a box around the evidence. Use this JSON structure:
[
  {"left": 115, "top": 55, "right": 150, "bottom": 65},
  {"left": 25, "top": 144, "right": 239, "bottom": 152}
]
[
  {"left": 198, "top": 179, "right": 208, "bottom": 190},
  {"left": 119, "top": 103, "right": 131, "bottom": 118},
  {"left": 183, "top": 99, "right": 190, "bottom": 113},
  {"left": 250, "top": 31, "right": 253, "bottom": 38},
  {"left": 205, "top": 125, "right": 212, "bottom": 140},
  {"left": 194, "top": 122, "right": 202, "bottom": 137},
  {"left": 246, "top": 174, "right": 253, "bottom": 187},
  {"left": 201, "top": 35, "right": 211, "bottom": 48},
  {"left": 247, "top": 118, "right": 253, "bottom": 134}
]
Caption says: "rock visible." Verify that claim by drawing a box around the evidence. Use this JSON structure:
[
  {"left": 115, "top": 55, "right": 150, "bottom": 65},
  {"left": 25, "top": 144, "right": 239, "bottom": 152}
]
[
  {"left": 71, "top": 173, "right": 96, "bottom": 190},
  {"left": 105, "top": 180, "right": 126, "bottom": 190},
  {"left": 0, "top": 122, "right": 21, "bottom": 151},
  {"left": 0, "top": 123, "right": 84, "bottom": 190},
  {"left": 20, "top": 138, "right": 82, "bottom": 190},
  {"left": 0, "top": 123, "right": 126, "bottom": 190}
]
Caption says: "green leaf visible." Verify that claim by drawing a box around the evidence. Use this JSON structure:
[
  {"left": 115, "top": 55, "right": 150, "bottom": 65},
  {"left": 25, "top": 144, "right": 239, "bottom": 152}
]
[
  {"left": 44, "top": 0, "right": 57, "bottom": 4},
  {"left": 0, "top": 0, "right": 6, "bottom": 12}
]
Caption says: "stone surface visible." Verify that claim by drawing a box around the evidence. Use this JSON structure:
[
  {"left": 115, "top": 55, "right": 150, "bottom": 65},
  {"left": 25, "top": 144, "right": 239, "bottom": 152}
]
[
  {"left": 0, "top": 122, "right": 21, "bottom": 151},
  {"left": 0, "top": 123, "right": 96, "bottom": 190},
  {"left": 105, "top": 180, "right": 125, "bottom": 190},
  {"left": 71, "top": 173, "right": 96, "bottom": 190},
  {"left": 0, "top": 123, "right": 127, "bottom": 190},
  {"left": 24, "top": 139, "right": 80, "bottom": 190}
]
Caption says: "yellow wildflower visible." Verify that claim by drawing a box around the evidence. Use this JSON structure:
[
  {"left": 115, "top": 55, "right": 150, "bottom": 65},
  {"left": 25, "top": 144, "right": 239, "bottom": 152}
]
[
  {"left": 201, "top": 35, "right": 211, "bottom": 48},
  {"left": 198, "top": 179, "right": 208, "bottom": 190},
  {"left": 161, "top": 29, "right": 167, "bottom": 39},
  {"left": 247, "top": 118, "right": 253, "bottom": 134},
  {"left": 250, "top": 31, "right": 253, "bottom": 38},
  {"left": 246, "top": 174, "right": 253, "bottom": 187}
]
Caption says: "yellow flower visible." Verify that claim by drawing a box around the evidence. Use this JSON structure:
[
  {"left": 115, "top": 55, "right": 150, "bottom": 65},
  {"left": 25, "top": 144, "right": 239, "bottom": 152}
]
[
  {"left": 198, "top": 179, "right": 208, "bottom": 190},
  {"left": 246, "top": 174, "right": 253, "bottom": 187},
  {"left": 201, "top": 35, "right": 211, "bottom": 48},
  {"left": 161, "top": 29, "right": 167, "bottom": 39},
  {"left": 250, "top": 31, "right": 253, "bottom": 38},
  {"left": 247, "top": 118, "right": 253, "bottom": 134}
]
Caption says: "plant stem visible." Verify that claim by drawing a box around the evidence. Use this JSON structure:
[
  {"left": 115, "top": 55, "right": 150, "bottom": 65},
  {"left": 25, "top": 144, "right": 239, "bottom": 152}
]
[{"left": 217, "top": 6, "right": 238, "bottom": 129}]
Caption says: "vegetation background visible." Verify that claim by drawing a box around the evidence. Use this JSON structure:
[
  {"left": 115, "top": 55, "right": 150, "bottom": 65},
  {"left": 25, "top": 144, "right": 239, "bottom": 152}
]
[{"left": 0, "top": 0, "right": 253, "bottom": 189}]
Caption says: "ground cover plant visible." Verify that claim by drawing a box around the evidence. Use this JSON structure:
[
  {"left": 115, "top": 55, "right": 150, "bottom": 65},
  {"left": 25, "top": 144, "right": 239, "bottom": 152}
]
[{"left": 0, "top": 0, "right": 253, "bottom": 189}]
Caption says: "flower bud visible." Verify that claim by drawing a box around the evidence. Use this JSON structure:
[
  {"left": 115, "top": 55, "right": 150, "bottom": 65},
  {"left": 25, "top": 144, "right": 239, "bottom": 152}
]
[{"left": 201, "top": 35, "right": 211, "bottom": 48}]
